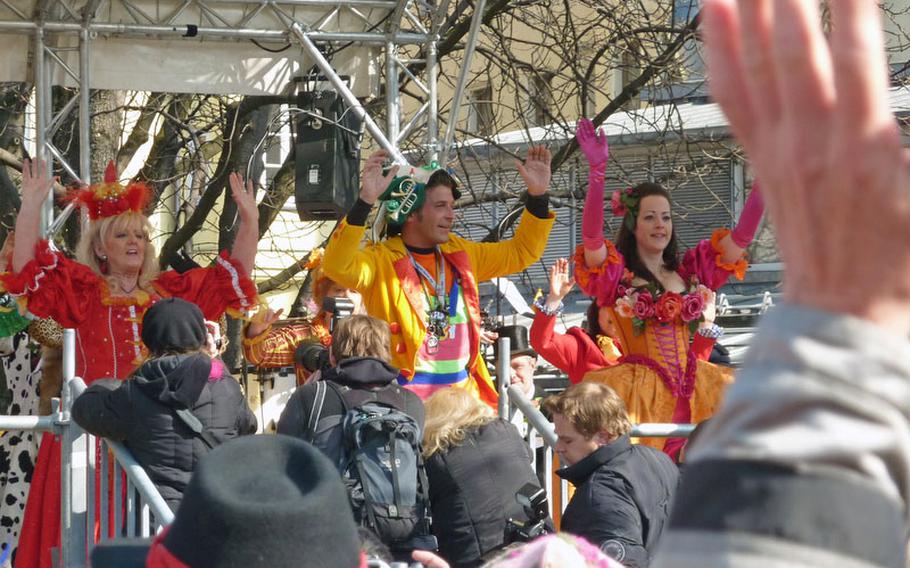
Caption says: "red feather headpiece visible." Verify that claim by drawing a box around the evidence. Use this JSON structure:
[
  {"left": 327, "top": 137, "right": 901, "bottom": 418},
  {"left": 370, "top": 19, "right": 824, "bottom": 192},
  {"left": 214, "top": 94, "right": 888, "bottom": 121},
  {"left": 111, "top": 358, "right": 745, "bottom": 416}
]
[{"left": 69, "top": 161, "right": 152, "bottom": 220}]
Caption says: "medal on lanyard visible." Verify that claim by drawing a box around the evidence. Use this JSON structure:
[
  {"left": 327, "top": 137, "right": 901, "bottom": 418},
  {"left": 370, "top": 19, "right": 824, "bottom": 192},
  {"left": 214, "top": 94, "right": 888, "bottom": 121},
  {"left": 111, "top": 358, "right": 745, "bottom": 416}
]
[{"left": 412, "top": 249, "right": 452, "bottom": 354}]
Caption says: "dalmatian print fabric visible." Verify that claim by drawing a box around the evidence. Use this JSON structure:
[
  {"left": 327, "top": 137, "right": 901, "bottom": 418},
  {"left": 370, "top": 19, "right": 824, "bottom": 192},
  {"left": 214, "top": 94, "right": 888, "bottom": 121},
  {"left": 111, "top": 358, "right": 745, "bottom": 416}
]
[{"left": 0, "top": 331, "right": 41, "bottom": 567}]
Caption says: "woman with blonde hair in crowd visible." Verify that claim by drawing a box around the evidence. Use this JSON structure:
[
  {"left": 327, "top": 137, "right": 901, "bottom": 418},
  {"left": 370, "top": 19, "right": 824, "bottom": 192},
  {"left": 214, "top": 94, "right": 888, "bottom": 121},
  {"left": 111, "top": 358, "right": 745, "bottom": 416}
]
[
  {"left": 2, "top": 160, "right": 259, "bottom": 568},
  {"left": 423, "top": 388, "right": 546, "bottom": 568}
]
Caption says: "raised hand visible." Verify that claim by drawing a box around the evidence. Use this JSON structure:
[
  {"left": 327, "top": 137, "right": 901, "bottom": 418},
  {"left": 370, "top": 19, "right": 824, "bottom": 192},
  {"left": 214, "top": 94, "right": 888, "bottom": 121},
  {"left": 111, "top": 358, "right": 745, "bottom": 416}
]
[
  {"left": 547, "top": 258, "right": 575, "bottom": 305},
  {"left": 701, "top": 0, "right": 910, "bottom": 335},
  {"left": 229, "top": 172, "right": 259, "bottom": 223},
  {"left": 360, "top": 150, "right": 400, "bottom": 204},
  {"left": 576, "top": 118, "right": 609, "bottom": 168},
  {"left": 515, "top": 145, "right": 551, "bottom": 196},
  {"left": 20, "top": 158, "right": 54, "bottom": 211},
  {"left": 699, "top": 289, "right": 717, "bottom": 328},
  {"left": 245, "top": 307, "right": 284, "bottom": 339}
]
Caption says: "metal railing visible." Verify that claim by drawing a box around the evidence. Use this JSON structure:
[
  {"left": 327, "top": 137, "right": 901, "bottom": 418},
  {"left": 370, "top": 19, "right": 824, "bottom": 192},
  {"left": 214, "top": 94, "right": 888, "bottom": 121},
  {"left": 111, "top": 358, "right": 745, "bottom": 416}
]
[{"left": 0, "top": 329, "right": 172, "bottom": 567}]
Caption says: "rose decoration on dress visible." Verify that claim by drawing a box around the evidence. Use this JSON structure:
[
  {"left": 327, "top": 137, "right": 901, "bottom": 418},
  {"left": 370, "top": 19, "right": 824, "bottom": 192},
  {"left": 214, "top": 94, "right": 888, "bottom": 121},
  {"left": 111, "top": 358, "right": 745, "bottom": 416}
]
[
  {"left": 655, "top": 291, "right": 683, "bottom": 323},
  {"left": 633, "top": 290, "right": 655, "bottom": 320},
  {"left": 612, "top": 279, "right": 710, "bottom": 335},
  {"left": 681, "top": 292, "right": 705, "bottom": 322},
  {"left": 614, "top": 294, "right": 635, "bottom": 319}
]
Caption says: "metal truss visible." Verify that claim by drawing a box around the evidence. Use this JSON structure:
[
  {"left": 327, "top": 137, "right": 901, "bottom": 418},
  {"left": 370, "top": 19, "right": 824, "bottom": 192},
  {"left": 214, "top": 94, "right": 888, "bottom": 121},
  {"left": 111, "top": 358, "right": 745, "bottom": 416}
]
[{"left": 0, "top": 0, "right": 486, "bottom": 232}]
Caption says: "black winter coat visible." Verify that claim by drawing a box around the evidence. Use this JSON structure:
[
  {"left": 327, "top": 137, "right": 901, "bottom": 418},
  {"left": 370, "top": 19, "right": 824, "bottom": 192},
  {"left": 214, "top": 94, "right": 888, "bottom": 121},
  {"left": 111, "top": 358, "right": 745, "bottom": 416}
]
[
  {"left": 557, "top": 435, "right": 678, "bottom": 568},
  {"left": 72, "top": 353, "right": 257, "bottom": 512},
  {"left": 276, "top": 357, "right": 425, "bottom": 437},
  {"left": 425, "top": 419, "right": 544, "bottom": 568}
]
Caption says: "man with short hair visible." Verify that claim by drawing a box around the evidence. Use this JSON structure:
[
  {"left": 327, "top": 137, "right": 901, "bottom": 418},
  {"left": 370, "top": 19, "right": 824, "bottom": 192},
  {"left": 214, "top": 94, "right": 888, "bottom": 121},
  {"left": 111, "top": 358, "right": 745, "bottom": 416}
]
[
  {"left": 542, "top": 382, "right": 678, "bottom": 567},
  {"left": 323, "top": 149, "right": 555, "bottom": 406}
]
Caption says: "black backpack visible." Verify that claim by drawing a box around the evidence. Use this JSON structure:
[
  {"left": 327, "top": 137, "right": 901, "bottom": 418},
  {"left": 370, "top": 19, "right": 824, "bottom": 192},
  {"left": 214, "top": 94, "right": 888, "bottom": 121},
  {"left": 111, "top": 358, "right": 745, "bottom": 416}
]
[{"left": 306, "top": 380, "right": 435, "bottom": 552}]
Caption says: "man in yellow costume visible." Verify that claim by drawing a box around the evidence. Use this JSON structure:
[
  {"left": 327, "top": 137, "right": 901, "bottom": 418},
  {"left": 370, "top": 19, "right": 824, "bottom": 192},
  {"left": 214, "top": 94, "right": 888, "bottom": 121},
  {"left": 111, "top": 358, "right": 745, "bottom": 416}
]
[{"left": 323, "top": 148, "right": 555, "bottom": 406}]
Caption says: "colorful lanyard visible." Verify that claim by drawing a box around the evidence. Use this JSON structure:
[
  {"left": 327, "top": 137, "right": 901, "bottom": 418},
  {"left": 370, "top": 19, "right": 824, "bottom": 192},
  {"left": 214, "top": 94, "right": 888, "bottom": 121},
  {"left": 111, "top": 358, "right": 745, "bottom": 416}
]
[{"left": 409, "top": 249, "right": 459, "bottom": 317}]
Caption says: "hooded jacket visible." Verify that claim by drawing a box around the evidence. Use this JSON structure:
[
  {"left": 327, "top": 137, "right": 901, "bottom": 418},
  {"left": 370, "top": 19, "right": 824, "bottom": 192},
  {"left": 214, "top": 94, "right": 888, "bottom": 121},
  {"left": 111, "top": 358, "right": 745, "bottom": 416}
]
[
  {"left": 276, "top": 356, "right": 425, "bottom": 438},
  {"left": 72, "top": 353, "right": 257, "bottom": 511}
]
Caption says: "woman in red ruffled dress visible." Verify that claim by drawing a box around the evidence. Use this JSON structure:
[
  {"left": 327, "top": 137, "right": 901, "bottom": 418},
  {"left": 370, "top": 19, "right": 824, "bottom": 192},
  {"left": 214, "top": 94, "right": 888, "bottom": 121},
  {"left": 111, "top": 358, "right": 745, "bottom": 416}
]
[
  {"left": 570, "top": 118, "right": 765, "bottom": 459},
  {"left": 2, "top": 159, "right": 259, "bottom": 568}
]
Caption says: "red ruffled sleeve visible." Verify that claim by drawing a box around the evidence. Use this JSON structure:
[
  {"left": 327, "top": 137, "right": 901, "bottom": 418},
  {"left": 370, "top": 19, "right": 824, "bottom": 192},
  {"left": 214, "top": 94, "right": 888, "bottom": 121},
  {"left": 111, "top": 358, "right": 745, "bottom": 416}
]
[
  {"left": 572, "top": 239, "right": 626, "bottom": 307},
  {"left": 153, "top": 251, "right": 257, "bottom": 320},
  {"left": 679, "top": 228, "right": 749, "bottom": 291},
  {"left": 0, "top": 240, "right": 101, "bottom": 327}
]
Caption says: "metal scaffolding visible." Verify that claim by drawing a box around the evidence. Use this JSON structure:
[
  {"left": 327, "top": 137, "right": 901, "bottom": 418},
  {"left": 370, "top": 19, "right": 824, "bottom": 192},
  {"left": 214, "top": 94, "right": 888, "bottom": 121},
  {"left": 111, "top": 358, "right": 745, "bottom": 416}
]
[{"left": 0, "top": 0, "right": 485, "bottom": 218}]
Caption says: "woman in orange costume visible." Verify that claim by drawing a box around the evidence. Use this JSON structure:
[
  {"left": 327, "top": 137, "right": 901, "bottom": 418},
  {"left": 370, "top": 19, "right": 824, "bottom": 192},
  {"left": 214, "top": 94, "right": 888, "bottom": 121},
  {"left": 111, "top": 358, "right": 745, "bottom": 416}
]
[
  {"left": 573, "top": 118, "right": 764, "bottom": 458},
  {"left": 2, "top": 159, "right": 258, "bottom": 568}
]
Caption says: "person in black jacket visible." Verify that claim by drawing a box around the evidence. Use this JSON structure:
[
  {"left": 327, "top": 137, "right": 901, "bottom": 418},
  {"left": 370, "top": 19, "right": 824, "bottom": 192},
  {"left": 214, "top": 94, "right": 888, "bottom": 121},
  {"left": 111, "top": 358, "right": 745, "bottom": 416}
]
[
  {"left": 72, "top": 297, "right": 257, "bottom": 512},
  {"left": 276, "top": 314, "right": 425, "bottom": 437},
  {"left": 422, "top": 387, "right": 548, "bottom": 568},
  {"left": 542, "top": 382, "right": 678, "bottom": 568}
]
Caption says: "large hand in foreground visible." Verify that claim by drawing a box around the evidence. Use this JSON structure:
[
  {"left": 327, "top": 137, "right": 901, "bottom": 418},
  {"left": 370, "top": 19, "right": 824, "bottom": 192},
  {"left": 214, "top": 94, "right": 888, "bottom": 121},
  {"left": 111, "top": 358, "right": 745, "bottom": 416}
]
[
  {"left": 576, "top": 118, "right": 609, "bottom": 168},
  {"left": 515, "top": 145, "right": 551, "bottom": 196},
  {"left": 360, "top": 150, "right": 400, "bottom": 204},
  {"left": 701, "top": 0, "right": 910, "bottom": 334}
]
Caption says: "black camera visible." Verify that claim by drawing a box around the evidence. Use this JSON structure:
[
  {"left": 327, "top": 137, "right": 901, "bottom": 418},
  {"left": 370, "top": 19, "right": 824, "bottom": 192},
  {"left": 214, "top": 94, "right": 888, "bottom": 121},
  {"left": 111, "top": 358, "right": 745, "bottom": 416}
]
[
  {"left": 295, "top": 339, "right": 330, "bottom": 373},
  {"left": 294, "top": 296, "right": 357, "bottom": 373},
  {"left": 506, "top": 483, "right": 552, "bottom": 543}
]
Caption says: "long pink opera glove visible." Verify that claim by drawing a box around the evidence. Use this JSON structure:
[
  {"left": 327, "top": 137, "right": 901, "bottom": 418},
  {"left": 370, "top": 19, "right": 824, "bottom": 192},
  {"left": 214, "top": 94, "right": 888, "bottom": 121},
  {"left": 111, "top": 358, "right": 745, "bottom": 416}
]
[
  {"left": 731, "top": 181, "right": 765, "bottom": 248},
  {"left": 577, "top": 118, "right": 610, "bottom": 251}
]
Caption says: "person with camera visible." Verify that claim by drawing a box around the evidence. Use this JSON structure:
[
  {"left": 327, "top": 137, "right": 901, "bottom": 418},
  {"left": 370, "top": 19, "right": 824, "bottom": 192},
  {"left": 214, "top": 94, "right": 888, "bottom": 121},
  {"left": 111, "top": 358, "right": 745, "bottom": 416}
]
[
  {"left": 542, "top": 382, "right": 677, "bottom": 567},
  {"left": 242, "top": 257, "right": 363, "bottom": 385},
  {"left": 276, "top": 314, "right": 430, "bottom": 559},
  {"left": 422, "top": 388, "right": 549, "bottom": 567}
]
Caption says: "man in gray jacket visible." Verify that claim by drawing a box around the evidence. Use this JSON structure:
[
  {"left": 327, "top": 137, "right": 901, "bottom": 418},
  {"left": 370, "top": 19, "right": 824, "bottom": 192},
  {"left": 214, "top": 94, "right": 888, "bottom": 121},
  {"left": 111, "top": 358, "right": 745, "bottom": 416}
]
[{"left": 653, "top": 1, "right": 910, "bottom": 567}]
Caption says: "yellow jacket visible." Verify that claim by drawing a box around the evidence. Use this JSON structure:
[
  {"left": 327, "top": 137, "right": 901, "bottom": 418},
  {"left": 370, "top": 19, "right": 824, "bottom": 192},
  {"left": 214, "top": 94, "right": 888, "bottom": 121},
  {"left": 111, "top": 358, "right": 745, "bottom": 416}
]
[{"left": 322, "top": 210, "right": 555, "bottom": 406}]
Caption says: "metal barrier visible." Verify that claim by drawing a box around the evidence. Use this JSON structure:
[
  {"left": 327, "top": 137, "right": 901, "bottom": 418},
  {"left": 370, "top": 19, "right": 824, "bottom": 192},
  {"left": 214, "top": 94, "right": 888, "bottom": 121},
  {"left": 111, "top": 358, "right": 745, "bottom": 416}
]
[{"left": 0, "top": 329, "right": 172, "bottom": 567}]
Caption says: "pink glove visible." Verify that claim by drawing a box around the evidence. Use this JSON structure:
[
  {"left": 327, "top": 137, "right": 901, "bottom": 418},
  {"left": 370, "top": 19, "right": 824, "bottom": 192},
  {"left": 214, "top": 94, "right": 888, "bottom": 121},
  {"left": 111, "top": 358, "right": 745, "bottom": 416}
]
[
  {"left": 731, "top": 181, "right": 765, "bottom": 248},
  {"left": 577, "top": 119, "right": 610, "bottom": 250}
]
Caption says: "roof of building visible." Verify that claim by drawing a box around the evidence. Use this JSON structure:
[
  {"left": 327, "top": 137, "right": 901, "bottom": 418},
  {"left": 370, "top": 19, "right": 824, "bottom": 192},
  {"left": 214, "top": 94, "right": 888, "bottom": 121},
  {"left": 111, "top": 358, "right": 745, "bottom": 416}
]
[{"left": 460, "top": 85, "right": 910, "bottom": 150}]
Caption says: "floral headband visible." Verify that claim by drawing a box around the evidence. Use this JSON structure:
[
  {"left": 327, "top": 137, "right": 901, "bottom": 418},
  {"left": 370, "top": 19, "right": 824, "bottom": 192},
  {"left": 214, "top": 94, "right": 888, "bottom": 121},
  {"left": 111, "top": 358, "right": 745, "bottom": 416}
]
[
  {"left": 69, "top": 161, "right": 151, "bottom": 220},
  {"left": 611, "top": 187, "right": 639, "bottom": 231}
]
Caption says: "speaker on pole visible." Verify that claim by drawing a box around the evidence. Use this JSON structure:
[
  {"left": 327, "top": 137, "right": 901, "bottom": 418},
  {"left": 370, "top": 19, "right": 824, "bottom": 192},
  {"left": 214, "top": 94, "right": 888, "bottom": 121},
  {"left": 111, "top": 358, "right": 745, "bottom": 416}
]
[{"left": 294, "top": 90, "right": 363, "bottom": 221}]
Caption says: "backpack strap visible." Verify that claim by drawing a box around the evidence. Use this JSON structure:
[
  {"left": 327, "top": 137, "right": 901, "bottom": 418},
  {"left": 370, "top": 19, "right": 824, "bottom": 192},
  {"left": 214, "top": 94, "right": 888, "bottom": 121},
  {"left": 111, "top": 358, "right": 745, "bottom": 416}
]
[
  {"left": 174, "top": 407, "right": 220, "bottom": 450},
  {"left": 305, "top": 380, "right": 329, "bottom": 443}
]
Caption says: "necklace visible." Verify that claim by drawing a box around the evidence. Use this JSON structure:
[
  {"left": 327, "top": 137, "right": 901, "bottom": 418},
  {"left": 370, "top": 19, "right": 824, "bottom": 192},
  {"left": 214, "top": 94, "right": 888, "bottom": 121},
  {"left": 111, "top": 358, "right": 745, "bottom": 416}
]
[
  {"left": 409, "top": 248, "right": 458, "bottom": 354},
  {"left": 115, "top": 277, "right": 139, "bottom": 295}
]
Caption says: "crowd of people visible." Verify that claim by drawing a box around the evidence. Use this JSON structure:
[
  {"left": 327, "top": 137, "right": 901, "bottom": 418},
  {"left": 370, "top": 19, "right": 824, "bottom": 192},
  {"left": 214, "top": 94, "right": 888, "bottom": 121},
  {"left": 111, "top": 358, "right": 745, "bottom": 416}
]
[{"left": 0, "top": 0, "right": 907, "bottom": 566}]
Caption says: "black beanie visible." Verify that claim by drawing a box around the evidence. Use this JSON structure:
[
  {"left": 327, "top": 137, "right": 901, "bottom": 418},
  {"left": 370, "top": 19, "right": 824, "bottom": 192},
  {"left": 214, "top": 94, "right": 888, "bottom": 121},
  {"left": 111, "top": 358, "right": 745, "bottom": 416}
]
[
  {"left": 141, "top": 297, "right": 207, "bottom": 355},
  {"left": 163, "top": 435, "right": 362, "bottom": 567}
]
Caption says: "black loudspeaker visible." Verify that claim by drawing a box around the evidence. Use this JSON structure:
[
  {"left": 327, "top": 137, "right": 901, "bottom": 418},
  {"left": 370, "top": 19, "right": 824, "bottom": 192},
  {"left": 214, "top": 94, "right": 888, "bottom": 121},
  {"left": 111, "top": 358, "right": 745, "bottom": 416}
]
[{"left": 295, "top": 91, "right": 363, "bottom": 221}]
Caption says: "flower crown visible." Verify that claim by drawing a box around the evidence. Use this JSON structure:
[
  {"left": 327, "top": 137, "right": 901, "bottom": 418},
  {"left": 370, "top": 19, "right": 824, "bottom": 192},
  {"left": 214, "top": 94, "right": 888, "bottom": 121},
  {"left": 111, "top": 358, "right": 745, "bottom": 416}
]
[
  {"left": 70, "top": 161, "right": 151, "bottom": 220},
  {"left": 611, "top": 187, "right": 639, "bottom": 231}
]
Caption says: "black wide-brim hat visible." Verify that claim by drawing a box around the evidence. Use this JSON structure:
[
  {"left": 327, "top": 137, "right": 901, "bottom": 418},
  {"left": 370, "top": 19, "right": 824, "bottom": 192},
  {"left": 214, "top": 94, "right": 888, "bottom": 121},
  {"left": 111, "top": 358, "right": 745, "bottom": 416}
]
[
  {"left": 493, "top": 324, "right": 537, "bottom": 360},
  {"left": 90, "top": 434, "right": 362, "bottom": 568}
]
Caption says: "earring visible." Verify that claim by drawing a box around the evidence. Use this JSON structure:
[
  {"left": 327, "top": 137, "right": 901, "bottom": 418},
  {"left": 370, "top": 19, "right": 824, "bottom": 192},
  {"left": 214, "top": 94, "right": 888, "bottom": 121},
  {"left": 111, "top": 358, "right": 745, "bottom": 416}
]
[
  {"left": 100, "top": 254, "right": 107, "bottom": 261},
  {"left": 99, "top": 254, "right": 109, "bottom": 274}
]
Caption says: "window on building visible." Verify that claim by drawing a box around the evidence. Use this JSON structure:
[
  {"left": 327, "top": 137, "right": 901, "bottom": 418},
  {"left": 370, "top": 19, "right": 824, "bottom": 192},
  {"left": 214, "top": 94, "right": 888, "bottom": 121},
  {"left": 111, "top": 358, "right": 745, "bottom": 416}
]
[
  {"left": 521, "top": 71, "right": 554, "bottom": 127},
  {"left": 467, "top": 85, "right": 495, "bottom": 136}
]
